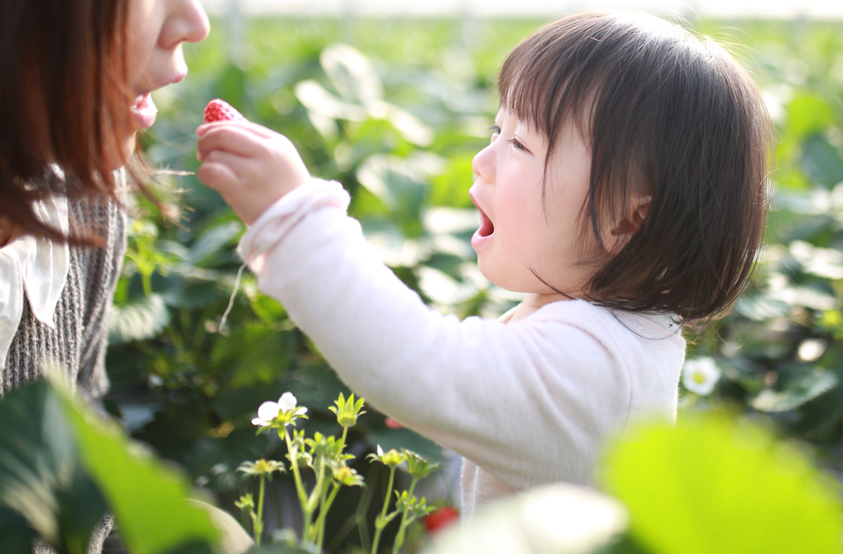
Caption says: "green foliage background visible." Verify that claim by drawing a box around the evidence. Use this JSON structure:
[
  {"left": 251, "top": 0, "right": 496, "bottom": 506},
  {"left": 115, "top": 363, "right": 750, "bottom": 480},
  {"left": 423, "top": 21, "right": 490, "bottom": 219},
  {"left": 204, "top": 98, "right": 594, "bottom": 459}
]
[{"left": 103, "top": 13, "right": 843, "bottom": 550}]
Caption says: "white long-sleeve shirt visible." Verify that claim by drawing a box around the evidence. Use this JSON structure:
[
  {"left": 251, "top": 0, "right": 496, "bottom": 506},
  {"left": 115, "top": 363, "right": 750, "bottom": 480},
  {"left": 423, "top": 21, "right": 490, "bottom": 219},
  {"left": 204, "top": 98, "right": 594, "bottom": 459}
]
[{"left": 239, "top": 179, "right": 685, "bottom": 516}]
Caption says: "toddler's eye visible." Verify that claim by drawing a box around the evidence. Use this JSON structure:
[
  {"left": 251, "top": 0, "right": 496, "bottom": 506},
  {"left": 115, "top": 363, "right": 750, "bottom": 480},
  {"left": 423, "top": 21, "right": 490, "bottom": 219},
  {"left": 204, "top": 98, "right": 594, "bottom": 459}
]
[
  {"left": 507, "top": 138, "right": 526, "bottom": 151},
  {"left": 488, "top": 125, "right": 501, "bottom": 142}
]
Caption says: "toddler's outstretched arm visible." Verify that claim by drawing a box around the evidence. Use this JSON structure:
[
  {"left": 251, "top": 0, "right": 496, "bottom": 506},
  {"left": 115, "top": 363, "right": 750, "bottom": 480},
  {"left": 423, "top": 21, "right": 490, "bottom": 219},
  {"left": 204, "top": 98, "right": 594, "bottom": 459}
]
[
  {"left": 194, "top": 119, "right": 683, "bottom": 501},
  {"left": 196, "top": 122, "right": 311, "bottom": 225}
]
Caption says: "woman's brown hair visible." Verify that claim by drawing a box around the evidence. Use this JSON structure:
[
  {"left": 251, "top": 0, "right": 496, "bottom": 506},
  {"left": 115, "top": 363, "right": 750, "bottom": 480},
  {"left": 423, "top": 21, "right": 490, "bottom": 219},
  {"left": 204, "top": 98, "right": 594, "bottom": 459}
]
[
  {"left": 498, "top": 11, "right": 772, "bottom": 322},
  {"left": 0, "top": 0, "right": 135, "bottom": 244}
]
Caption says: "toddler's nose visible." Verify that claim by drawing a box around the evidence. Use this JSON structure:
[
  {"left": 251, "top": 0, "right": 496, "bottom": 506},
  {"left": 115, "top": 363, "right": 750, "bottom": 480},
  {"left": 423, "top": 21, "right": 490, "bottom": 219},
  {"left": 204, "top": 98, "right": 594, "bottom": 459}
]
[{"left": 472, "top": 143, "right": 494, "bottom": 184}]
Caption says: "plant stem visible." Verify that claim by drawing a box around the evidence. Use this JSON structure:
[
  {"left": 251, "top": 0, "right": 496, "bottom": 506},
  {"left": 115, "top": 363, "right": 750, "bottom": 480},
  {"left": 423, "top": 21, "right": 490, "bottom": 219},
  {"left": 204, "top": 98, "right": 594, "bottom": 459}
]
[
  {"left": 141, "top": 270, "right": 153, "bottom": 297},
  {"left": 283, "top": 428, "right": 310, "bottom": 541},
  {"left": 391, "top": 478, "right": 419, "bottom": 554},
  {"left": 304, "top": 457, "right": 325, "bottom": 543},
  {"left": 316, "top": 481, "right": 341, "bottom": 550},
  {"left": 255, "top": 475, "right": 266, "bottom": 547},
  {"left": 340, "top": 425, "right": 349, "bottom": 449},
  {"left": 371, "top": 466, "right": 396, "bottom": 554}
]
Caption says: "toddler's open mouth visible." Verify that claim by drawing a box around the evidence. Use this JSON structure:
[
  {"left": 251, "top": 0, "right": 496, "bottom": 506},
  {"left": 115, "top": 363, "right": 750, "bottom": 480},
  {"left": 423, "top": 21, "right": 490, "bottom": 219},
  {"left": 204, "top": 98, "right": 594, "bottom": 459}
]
[
  {"left": 477, "top": 207, "right": 494, "bottom": 238},
  {"left": 470, "top": 194, "right": 495, "bottom": 248}
]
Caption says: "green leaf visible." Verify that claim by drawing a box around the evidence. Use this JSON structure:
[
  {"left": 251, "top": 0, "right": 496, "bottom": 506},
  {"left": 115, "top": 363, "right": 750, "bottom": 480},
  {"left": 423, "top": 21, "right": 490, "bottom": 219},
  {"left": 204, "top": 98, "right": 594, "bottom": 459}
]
[
  {"left": 320, "top": 43, "right": 383, "bottom": 107},
  {"left": 214, "top": 64, "right": 247, "bottom": 114},
  {"left": 789, "top": 240, "right": 843, "bottom": 280},
  {"left": 109, "top": 293, "right": 171, "bottom": 343},
  {"left": 785, "top": 94, "right": 835, "bottom": 140},
  {"left": 734, "top": 293, "right": 790, "bottom": 321},
  {"left": 603, "top": 412, "right": 843, "bottom": 554},
  {"left": 356, "top": 153, "right": 443, "bottom": 237},
  {"left": 429, "top": 155, "right": 476, "bottom": 208},
  {"left": 788, "top": 381, "right": 843, "bottom": 440},
  {"left": 157, "top": 274, "right": 230, "bottom": 310},
  {"left": 249, "top": 293, "right": 288, "bottom": 324},
  {"left": 188, "top": 221, "right": 243, "bottom": 267},
  {"left": 61, "top": 387, "right": 219, "bottom": 554},
  {"left": 0, "top": 382, "right": 106, "bottom": 554},
  {"left": 0, "top": 507, "right": 38, "bottom": 554},
  {"left": 211, "top": 324, "right": 294, "bottom": 387},
  {"left": 749, "top": 367, "right": 839, "bottom": 412},
  {"left": 799, "top": 134, "right": 843, "bottom": 189}
]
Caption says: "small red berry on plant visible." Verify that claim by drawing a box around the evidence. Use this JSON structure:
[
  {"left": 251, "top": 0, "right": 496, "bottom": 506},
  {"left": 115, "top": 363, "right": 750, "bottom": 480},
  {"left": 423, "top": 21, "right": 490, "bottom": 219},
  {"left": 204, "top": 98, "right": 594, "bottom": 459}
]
[
  {"left": 204, "top": 99, "right": 246, "bottom": 123},
  {"left": 423, "top": 506, "right": 459, "bottom": 534}
]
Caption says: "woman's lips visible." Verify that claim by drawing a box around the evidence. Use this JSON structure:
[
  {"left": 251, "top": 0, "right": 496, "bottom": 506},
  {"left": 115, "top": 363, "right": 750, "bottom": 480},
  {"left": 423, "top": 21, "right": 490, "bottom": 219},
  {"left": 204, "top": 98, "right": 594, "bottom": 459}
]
[{"left": 131, "top": 92, "right": 158, "bottom": 129}]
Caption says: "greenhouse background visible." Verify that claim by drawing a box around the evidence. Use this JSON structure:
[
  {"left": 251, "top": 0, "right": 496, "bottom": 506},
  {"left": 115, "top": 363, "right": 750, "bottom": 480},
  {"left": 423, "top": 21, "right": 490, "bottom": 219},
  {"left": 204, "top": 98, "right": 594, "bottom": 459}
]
[{"left": 2, "top": 0, "right": 843, "bottom": 552}]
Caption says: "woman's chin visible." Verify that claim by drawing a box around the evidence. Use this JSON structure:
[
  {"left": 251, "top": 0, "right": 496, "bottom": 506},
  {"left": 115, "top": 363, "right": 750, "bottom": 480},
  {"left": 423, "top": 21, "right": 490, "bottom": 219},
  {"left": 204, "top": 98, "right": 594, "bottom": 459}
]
[{"left": 103, "top": 132, "right": 138, "bottom": 171}]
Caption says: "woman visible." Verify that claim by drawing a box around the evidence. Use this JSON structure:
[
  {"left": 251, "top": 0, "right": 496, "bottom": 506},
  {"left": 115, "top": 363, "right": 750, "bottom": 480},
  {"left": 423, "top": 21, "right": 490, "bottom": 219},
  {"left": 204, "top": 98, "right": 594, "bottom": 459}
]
[
  {"left": 0, "top": 1, "right": 249, "bottom": 553},
  {"left": 1, "top": 0, "right": 207, "bottom": 395}
]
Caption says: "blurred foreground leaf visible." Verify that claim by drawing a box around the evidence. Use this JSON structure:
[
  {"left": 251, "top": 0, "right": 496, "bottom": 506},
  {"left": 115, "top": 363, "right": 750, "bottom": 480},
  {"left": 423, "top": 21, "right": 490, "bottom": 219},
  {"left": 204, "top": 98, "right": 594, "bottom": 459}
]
[
  {"left": 603, "top": 412, "right": 843, "bottom": 554},
  {"left": 0, "top": 380, "right": 219, "bottom": 554},
  {"left": 0, "top": 382, "right": 106, "bottom": 554}
]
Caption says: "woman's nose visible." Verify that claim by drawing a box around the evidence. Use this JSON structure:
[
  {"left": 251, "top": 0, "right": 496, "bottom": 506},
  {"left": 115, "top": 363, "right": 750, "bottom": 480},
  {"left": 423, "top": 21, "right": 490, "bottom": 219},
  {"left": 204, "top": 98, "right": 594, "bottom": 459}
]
[{"left": 163, "top": 0, "right": 211, "bottom": 47}]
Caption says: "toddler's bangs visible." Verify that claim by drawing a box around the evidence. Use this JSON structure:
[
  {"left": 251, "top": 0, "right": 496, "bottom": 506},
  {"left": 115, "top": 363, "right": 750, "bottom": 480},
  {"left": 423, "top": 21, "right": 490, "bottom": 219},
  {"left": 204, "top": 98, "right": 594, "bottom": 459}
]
[{"left": 496, "top": 23, "right": 601, "bottom": 149}]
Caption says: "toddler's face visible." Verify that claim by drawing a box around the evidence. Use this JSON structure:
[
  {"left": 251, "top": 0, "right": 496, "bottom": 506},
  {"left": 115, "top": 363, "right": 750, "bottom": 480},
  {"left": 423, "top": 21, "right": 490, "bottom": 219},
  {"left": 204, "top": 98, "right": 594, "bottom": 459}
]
[{"left": 469, "top": 108, "right": 600, "bottom": 297}]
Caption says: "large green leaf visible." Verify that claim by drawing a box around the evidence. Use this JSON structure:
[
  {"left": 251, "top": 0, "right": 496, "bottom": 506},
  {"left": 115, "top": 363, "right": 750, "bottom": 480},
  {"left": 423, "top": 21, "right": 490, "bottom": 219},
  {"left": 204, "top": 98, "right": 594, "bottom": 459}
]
[
  {"left": 785, "top": 94, "right": 835, "bottom": 140},
  {"left": 0, "top": 382, "right": 106, "bottom": 554},
  {"left": 800, "top": 134, "right": 843, "bottom": 189},
  {"left": 320, "top": 43, "right": 383, "bottom": 107},
  {"left": 603, "top": 412, "right": 843, "bottom": 554},
  {"left": 211, "top": 323, "right": 295, "bottom": 387},
  {"left": 356, "top": 153, "right": 443, "bottom": 237},
  {"left": 0, "top": 507, "right": 38, "bottom": 554},
  {"left": 109, "top": 293, "right": 171, "bottom": 343},
  {"left": 0, "top": 381, "right": 220, "bottom": 554},
  {"left": 749, "top": 366, "right": 839, "bottom": 412},
  {"left": 61, "top": 386, "right": 219, "bottom": 554},
  {"left": 188, "top": 221, "right": 244, "bottom": 267}
]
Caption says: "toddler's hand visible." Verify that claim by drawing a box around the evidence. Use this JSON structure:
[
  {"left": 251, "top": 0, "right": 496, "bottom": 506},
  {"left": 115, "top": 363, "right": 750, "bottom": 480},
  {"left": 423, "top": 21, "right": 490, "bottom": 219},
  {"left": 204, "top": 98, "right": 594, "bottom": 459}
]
[{"left": 196, "top": 120, "right": 310, "bottom": 225}]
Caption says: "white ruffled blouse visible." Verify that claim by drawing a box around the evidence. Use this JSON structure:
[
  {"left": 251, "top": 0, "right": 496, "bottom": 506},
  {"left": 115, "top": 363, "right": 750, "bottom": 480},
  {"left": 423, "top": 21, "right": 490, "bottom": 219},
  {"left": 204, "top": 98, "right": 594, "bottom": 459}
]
[{"left": 0, "top": 191, "right": 70, "bottom": 369}]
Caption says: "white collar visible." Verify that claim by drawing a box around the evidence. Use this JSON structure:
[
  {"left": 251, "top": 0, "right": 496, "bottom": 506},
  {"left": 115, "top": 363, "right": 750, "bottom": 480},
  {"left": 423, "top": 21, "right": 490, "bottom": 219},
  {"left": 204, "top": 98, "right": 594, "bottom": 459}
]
[{"left": 0, "top": 182, "right": 70, "bottom": 368}]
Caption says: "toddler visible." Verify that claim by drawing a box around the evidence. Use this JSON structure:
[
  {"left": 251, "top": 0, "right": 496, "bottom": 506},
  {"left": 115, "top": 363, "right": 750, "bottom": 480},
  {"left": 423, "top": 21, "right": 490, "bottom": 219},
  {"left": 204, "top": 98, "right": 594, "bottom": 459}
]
[{"left": 195, "top": 11, "right": 770, "bottom": 517}]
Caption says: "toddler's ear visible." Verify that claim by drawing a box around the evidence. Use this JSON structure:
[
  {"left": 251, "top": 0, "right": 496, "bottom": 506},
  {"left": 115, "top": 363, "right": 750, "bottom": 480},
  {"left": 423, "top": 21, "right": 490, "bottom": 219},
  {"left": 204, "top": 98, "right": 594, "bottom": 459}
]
[{"left": 605, "top": 196, "right": 651, "bottom": 255}]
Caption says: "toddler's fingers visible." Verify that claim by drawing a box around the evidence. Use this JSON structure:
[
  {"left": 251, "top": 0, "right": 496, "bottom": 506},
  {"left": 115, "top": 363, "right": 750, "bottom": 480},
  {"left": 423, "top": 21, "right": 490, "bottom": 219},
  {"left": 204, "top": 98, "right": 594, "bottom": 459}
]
[
  {"left": 196, "top": 124, "right": 272, "bottom": 161},
  {"left": 196, "top": 153, "right": 243, "bottom": 193},
  {"left": 197, "top": 120, "right": 280, "bottom": 140}
]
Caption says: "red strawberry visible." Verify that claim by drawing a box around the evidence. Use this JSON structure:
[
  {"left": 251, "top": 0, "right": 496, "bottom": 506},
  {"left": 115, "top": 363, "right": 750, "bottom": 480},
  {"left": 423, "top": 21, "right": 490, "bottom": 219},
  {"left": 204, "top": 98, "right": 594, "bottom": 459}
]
[
  {"left": 204, "top": 99, "right": 246, "bottom": 123},
  {"left": 423, "top": 506, "right": 459, "bottom": 534}
]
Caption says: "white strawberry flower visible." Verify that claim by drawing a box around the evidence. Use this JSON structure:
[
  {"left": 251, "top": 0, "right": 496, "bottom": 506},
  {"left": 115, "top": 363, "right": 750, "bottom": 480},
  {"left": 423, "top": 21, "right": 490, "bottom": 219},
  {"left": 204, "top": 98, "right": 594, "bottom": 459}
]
[
  {"left": 682, "top": 357, "right": 721, "bottom": 396},
  {"left": 278, "top": 392, "right": 305, "bottom": 414},
  {"left": 251, "top": 392, "right": 308, "bottom": 427}
]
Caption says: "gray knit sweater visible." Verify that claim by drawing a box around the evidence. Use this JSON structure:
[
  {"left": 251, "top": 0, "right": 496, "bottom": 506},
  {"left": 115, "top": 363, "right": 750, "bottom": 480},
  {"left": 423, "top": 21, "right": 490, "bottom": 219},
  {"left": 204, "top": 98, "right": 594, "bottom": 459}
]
[
  {"left": 2, "top": 193, "right": 125, "bottom": 401},
  {"left": 1, "top": 174, "right": 127, "bottom": 554}
]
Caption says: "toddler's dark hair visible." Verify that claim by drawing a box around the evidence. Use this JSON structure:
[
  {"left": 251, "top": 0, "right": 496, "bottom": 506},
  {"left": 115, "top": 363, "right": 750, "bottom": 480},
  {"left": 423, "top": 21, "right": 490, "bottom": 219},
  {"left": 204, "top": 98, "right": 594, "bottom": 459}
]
[{"left": 498, "top": 11, "right": 771, "bottom": 322}]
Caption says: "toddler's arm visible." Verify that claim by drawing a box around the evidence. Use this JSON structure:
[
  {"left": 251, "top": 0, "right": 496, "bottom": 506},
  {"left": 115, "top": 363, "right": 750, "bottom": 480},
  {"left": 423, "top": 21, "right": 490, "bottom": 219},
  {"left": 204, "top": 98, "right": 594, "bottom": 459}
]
[
  {"left": 196, "top": 122, "right": 311, "bottom": 225},
  {"left": 235, "top": 181, "right": 667, "bottom": 491}
]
